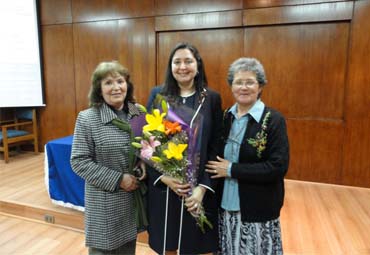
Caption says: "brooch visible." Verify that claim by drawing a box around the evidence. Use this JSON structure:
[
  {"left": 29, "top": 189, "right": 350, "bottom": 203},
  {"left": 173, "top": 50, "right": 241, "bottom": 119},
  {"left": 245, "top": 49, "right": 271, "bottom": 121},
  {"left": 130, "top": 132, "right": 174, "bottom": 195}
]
[{"left": 247, "top": 111, "right": 271, "bottom": 158}]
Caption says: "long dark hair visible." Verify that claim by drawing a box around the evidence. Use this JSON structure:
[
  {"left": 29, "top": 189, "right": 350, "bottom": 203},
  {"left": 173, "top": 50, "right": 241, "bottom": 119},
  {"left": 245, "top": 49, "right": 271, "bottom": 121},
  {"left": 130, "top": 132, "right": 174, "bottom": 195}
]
[{"left": 161, "top": 42, "right": 208, "bottom": 99}]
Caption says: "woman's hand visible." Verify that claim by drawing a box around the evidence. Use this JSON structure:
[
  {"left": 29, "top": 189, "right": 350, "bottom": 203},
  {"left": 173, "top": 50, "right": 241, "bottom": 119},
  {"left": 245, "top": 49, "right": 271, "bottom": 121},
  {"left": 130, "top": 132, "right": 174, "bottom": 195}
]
[
  {"left": 205, "top": 156, "right": 230, "bottom": 179},
  {"left": 120, "top": 173, "right": 138, "bottom": 191},
  {"left": 160, "top": 175, "right": 191, "bottom": 197},
  {"left": 135, "top": 161, "right": 146, "bottom": 181},
  {"left": 185, "top": 185, "right": 206, "bottom": 213}
]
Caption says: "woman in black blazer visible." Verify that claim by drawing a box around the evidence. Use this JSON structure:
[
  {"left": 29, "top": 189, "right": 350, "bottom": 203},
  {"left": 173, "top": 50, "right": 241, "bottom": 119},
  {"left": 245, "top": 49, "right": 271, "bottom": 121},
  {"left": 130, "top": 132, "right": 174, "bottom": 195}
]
[
  {"left": 146, "top": 42, "right": 222, "bottom": 254},
  {"left": 206, "top": 57, "right": 289, "bottom": 255}
]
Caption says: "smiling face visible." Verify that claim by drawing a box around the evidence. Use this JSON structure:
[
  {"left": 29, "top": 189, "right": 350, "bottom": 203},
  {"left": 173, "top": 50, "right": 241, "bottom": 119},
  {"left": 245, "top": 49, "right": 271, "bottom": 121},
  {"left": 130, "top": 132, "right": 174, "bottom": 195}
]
[
  {"left": 231, "top": 70, "right": 262, "bottom": 109},
  {"left": 101, "top": 73, "right": 127, "bottom": 110},
  {"left": 171, "top": 48, "right": 198, "bottom": 89}
]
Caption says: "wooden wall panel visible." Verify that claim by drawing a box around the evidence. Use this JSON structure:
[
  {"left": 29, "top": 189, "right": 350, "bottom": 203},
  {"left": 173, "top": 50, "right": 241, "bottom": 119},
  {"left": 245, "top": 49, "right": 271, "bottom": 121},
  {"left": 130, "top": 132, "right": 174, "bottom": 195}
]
[
  {"left": 342, "top": 119, "right": 370, "bottom": 187},
  {"left": 244, "top": 0, "right": 350, "bottom": 8},
  {"left": 40, "top": 25, "right": 76, "bottom": 145},
  {"left": 118, "top": 18, "right": 156, "bottom": 106},
  {"left": 243, "top": 22, "right": 349, "bottom": 183},
  {"left": 157, "top": 29, "right": 244, "bottom": 108},
  {"left": 287, "top": 119, "right": 344, "bottom": 183},
  {"left": 121, "top": 0, "right": 155, "bottom": 18},
  {"left": 72, "top": 0, "right": 123, "bottom": 22},
  {"left": 244, "top": 23, "right": 349, "bottom": 119},
  {"left": 155, "top": 0, "right": 242, "bottom": 15},
  {"left": 342, "top": 0, "right": 370, "bottom": 187},
  {"left": 345, "top": 0, "right": 370, "bottom": 118},
  {"left": 40, "top": 0, "right": 72, "bottom": 25},
  {"left": 72, "top": 0, "right": 154, "bottom": 22},
  {"left": 155, "top": 10, "right": 242, "bottom": 31},
  {"left": 243, "top": 2, "right": 353, "bottom": 26},
  {"left": 73, "top": 21, "right": 119, "bottom": 112}
]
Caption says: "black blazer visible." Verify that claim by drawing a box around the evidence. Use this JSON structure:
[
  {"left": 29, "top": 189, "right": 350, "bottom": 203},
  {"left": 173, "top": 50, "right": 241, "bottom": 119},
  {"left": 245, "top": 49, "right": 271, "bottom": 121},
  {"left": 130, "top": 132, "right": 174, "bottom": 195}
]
[
  {"left": 146, "top": 85, "right": 223, "bottom": 188},
  {"left": 217, "top": 106, "right": 289, "bottom": 222},
  {"left": 145, "top": 86, "right": 222, "bottom": 253}
]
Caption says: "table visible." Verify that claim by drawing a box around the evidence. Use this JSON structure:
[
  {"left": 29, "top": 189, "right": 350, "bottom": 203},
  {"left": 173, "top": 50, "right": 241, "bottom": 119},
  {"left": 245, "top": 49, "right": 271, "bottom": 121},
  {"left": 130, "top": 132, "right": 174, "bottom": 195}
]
[{"left": 45, "top": 135, "right": 85, "bottom": 211}]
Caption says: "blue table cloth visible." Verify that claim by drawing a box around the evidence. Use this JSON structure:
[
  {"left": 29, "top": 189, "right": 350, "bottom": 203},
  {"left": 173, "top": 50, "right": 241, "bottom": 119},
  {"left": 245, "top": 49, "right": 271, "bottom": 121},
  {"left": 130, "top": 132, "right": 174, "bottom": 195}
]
[{"left": 45, "top": 135, "right": 85, "bottom": 211}]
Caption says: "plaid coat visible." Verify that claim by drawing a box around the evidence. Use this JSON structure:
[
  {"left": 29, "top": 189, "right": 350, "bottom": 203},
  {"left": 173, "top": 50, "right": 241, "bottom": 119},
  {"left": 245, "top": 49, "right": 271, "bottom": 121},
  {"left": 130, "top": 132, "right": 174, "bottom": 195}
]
[{"left": 70, "top": 102, "right": 141, "bottom": 250}]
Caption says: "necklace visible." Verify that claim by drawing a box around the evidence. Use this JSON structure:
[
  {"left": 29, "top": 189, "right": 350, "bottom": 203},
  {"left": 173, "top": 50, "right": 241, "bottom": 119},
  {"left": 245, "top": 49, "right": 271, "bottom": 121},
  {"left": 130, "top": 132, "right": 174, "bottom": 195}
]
[{"left": 180, "top": 90, "right": 196, "bottom": 104}]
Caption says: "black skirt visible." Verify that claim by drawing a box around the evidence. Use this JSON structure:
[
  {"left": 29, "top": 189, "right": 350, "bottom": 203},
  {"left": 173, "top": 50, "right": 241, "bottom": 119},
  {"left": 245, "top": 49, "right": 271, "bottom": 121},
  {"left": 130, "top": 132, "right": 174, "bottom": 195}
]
[{"left": 146, "top": 167, "right": 219, "bottom": 254}]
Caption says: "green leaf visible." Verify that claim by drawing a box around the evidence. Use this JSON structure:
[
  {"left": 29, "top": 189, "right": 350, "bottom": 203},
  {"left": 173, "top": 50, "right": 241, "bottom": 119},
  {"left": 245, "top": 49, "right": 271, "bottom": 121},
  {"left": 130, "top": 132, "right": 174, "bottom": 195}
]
[
  {"left": 136, "top": 103, "right": 147, "bottom": 113},
  {"left": 161, "top": 100, "right": 168, "bottom": 114},
  {"left": 132, "top": 142, "right": 142, "bottom": 149}
]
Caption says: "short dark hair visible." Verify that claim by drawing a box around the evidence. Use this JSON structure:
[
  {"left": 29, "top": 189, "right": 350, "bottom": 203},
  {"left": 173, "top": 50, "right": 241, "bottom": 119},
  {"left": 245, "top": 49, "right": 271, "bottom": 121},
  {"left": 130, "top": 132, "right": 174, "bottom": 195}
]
[
  {"left": 88, "top": 61, "right": 135, "bottom": 108},
  {"left": 161, "top": 42, "right": 208, "bottom": 97}
]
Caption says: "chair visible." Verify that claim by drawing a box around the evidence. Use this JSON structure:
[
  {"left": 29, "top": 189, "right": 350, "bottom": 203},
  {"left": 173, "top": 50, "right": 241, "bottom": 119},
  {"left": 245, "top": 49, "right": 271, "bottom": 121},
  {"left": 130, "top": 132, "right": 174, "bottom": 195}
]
[{"left": 0, "top": 108, "right": 39, "bottom": 163}]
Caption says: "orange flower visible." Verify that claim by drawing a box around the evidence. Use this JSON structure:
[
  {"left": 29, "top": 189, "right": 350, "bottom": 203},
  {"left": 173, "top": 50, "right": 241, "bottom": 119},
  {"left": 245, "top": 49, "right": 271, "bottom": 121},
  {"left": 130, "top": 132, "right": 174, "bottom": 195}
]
[{"left": 163, "top": 120, "right": 182, "bottom": 135}]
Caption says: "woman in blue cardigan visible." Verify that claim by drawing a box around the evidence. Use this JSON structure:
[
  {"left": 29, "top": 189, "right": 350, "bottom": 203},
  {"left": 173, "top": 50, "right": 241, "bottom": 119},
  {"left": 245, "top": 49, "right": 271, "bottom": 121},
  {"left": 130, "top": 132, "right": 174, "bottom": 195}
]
[{"left": 206, "top": 57, "right": 289, "bottom": 255}]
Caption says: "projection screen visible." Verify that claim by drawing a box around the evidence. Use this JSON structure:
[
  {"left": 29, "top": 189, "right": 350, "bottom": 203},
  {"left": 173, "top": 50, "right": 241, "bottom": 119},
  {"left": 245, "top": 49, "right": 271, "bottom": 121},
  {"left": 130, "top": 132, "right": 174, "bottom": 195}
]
[{"left": 0, "top": 0, "right": 44, "bottom": 107}]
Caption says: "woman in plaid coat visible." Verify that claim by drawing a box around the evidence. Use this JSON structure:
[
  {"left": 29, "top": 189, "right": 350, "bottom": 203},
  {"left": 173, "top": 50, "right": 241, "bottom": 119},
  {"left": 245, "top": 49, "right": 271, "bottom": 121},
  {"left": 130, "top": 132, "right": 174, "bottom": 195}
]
[{"left": 71, "top": 61, "right": 144, "bottom": 254}]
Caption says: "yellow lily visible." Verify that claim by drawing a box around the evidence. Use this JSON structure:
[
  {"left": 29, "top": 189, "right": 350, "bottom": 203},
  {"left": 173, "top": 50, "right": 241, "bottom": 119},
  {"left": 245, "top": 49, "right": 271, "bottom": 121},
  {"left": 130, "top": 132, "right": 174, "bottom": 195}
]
[
  {"left": 143, "top": 109, "right": 166, "bottom": 133},
  {"left": 163, "top": 142, "right": 188, "bottom": 160}
]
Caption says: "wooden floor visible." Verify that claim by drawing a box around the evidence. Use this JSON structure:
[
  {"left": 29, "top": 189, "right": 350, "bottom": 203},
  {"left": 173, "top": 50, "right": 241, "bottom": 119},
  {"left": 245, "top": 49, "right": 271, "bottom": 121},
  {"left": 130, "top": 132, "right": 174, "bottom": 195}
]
[{"left": 0, "top": 152, "right": 369, "bottom": 255}]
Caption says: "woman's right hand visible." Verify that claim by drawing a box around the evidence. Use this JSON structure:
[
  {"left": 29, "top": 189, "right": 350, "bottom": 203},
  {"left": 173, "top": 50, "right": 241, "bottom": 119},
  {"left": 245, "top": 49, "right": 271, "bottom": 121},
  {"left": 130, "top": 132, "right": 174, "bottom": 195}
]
[
  {"left": 160, "top": 175, "right": 191, "bottom": 197},
  {"left": 120, "top": 174, "right": 138, "bottom": 192}
]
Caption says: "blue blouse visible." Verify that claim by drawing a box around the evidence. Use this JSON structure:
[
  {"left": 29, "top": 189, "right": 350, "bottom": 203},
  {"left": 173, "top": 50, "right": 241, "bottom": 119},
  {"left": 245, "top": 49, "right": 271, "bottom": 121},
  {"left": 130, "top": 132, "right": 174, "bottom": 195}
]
[{"left": 221, "top": 100, "right": 265, "bottom": 211}]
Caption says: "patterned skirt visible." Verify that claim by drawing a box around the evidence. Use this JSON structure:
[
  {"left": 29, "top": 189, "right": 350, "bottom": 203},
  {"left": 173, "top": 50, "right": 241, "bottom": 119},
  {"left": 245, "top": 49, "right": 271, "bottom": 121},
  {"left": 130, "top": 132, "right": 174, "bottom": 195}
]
[{"left": 218, "top": 210, "right": 283, "bottom": 255}]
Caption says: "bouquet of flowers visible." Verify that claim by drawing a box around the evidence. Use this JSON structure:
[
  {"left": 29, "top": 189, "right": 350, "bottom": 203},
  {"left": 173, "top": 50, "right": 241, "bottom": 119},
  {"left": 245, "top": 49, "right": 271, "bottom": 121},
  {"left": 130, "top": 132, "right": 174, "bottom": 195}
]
[{"left": 132, "top": 99, "right": 212, "bottom": 233}]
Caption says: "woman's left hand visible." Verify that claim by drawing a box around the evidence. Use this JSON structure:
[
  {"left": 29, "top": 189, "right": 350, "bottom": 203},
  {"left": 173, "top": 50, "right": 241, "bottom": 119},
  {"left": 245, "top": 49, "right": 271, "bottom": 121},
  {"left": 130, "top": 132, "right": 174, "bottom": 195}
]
[
  {"left": 185, "top": 186, "right": 206, "bottom": 213},
  {"left": 205, "top": 156, "right": 230, "bottom": 179},
  {"left": 137, "top": 161, "right": 146, "bottom": 181},
  {"left": 120, "top": 174, "right": 138, "bottom": 191}
]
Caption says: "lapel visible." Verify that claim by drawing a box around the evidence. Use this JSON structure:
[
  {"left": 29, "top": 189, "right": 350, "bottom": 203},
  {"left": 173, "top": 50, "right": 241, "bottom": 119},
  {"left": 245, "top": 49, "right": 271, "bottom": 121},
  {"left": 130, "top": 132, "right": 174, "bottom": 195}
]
[
  {"left": 193, "top": 90, "right": 202, "bottom": 111},
  {"left": 194, "top": 88, "right": 207, "bottom": 113},
  {"left": 243, "top": 107, "right": 268, "bottom": 144},
  {"left": 99, "top": 102, "right": 141, "bottom": 125},
  {"left": 126, "top": 102, "right": 141, "bottom": 120},
  {"left": 100, "top": 103, "right": 117, "bottom": 124}
]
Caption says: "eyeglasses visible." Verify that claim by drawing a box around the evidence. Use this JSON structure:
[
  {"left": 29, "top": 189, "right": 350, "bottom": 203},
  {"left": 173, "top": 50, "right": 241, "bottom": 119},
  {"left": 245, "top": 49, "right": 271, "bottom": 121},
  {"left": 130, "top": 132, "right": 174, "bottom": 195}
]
[{"left": 232, "top": 80, "right": 258, "bottom": 88}]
